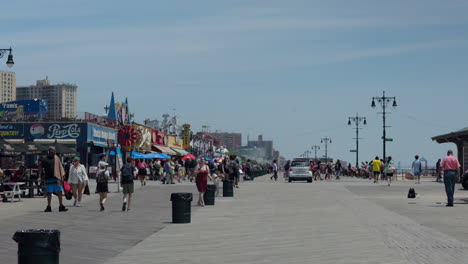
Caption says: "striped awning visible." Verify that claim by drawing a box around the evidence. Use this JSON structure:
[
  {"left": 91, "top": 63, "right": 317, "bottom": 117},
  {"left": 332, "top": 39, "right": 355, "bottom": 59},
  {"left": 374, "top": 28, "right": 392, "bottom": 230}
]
[
  {"left": 170, "top": 147, "right": 189, "bottom": 156},
  {"left": 152, "top": 145, "right": 176, "bottom": 156}
]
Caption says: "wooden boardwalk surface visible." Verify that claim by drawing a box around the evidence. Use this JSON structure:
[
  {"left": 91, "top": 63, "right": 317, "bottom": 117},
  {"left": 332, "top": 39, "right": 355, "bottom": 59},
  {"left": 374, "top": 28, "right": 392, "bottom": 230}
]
[{"left": 2, "top": 177, "right": 468, "bottom": 264}]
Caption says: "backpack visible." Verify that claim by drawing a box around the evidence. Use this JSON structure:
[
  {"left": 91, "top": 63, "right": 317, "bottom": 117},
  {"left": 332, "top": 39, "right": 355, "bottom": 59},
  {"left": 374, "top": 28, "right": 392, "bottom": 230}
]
[
  {"left": 407, "top": 188, "right": 416, "bottom": 198},
  {"left": 121, "top": 164, "right": 134, "bottom": 184},
  {"left": 96, "top": 170, "right": 108, "bottom": 183},
  {"left": 226, "top": 162, "right": 234, "bottom": 174}
]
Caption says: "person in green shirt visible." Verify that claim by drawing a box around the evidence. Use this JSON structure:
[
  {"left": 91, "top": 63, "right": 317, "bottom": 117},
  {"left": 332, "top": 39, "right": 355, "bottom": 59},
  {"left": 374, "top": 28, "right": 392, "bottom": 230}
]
[{"left": 371, "top": 156, "right": 382, "bottom": 184}]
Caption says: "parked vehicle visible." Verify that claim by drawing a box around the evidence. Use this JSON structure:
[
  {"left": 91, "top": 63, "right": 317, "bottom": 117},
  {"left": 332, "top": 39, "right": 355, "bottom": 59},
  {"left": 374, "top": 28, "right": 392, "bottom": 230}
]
[{"left": 289, "top": 159, "right": 312, "bottom": 183}]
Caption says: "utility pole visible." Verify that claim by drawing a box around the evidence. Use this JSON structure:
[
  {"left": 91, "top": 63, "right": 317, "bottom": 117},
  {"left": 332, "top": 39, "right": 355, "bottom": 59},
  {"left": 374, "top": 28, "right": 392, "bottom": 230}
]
[
  {"left": 371, "top": 91, "right": 397, "bottom": 163},
  {"left": 311, "top": 145, "right": 320, "bottom": 161},
  {"left": 321, "top": 137, "right": 332, "bottom": 161},
  {"left": 348, "top": 113, "right": 366, "bottom": 169}
]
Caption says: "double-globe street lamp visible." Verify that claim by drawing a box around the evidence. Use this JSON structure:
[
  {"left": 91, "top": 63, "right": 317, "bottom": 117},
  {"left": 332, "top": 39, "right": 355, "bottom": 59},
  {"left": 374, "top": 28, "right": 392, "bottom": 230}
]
[
  {"left": 321, "top": 137, "right": 332, "bottom": 161},
  {"left": 311, "top": 145, "right": 320, "bottom": 161},
  {"left": 348, "top": 113, "right": 366, "bottom": 169},
  {"left": 0, "top": 47, "right": 14, "bottom": 68},
  {"left": 371, "top": 91, "right": 397, "bottom": 164}
]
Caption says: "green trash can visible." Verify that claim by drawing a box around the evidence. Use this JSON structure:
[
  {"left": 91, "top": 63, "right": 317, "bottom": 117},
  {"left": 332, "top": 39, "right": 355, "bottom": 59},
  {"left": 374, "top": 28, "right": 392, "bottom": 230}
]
[
  {"left": 170, "top": 193, "right": 193, "bottom": 223},
  {"left": 204, "top": 184, "right": 216, "bottom": 205},
  {"left": 13, "top": 229, "right": 60, "bottom": 264},
  {"left": 223, "top": 180, "right": 234, "bottom": 197}
]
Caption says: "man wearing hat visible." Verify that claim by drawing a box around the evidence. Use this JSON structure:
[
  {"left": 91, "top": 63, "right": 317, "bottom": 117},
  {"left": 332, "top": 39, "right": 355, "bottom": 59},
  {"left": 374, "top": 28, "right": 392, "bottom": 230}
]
[
  {"left": 39, "top": 146, "right": 68, "bottom": 212},
  {"left": 441, "top": 150, "right": 461, "bottom": 207}
]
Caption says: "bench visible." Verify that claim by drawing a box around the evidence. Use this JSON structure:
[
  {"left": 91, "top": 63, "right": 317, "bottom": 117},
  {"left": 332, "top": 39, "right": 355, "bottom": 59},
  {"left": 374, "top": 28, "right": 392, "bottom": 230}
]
[{"left": 1, "top": 182, "right": 25, "bottom": 202}]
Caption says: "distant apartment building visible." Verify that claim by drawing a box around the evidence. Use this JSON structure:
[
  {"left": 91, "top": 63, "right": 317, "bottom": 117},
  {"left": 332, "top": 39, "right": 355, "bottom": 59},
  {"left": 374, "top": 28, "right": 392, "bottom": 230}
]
[
  {"left": 17, "top": 77, "right": 77, "bottom": 120},
  {"left": 209, "top": 132, "right": 242, "bottom": 153},
  {"left": 248, "top": 135, "right": 274, "bottom": 160},
  {"left": 0, "top": 71, "right": 16, "bottom": 103}
]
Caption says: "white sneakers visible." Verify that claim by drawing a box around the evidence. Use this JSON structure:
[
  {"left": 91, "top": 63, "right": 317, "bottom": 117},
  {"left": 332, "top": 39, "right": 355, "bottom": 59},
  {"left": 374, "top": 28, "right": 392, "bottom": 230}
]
[{"left": 73, "top": 200, "right": 81, "bottom": 207}]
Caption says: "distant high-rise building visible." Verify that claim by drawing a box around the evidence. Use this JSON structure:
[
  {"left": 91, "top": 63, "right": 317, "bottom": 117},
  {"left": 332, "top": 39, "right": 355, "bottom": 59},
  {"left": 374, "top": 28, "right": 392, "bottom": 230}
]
[
  {"left": 209, "top": 132, "right": 242, "bottom": 153},
  {"left": 248, "top": 135, "right": 274, "bottom": 160},
  {"left": 17, "top": 77, "right": 77, "bottom": 120},
  {"left": 0, "top": 71, "right": 16, "bottom": 103}
]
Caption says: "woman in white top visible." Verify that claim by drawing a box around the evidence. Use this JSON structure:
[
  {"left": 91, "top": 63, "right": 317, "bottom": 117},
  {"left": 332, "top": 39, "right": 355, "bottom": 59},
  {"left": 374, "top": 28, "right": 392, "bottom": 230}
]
[{"left": 69, "top": 156, "right": 88, "bottom": 207}]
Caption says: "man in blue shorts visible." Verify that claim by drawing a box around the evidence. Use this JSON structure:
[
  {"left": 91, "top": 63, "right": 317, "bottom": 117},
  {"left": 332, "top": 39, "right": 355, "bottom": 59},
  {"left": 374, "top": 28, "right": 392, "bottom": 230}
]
[
  {"left": 39, "top": 146, "right": 68, "bottom": 212},
  {"left": 412, "top": 155, "right": 422, "bottom": 184}
]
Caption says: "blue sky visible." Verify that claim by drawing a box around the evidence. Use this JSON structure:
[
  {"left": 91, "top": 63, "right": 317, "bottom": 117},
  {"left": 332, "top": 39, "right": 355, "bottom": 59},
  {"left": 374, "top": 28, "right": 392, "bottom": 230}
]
[{"left": 2, "top": 0, "right": 468, "bottom": 167}]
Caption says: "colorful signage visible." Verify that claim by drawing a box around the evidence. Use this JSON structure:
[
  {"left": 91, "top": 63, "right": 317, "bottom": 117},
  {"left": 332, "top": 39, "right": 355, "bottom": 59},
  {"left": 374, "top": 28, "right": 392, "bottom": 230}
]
[
  {"left": 87, "top": 124, "right": 117, "bottom": 147},
  {"left": 0, "top": 123, "right": 23, "bottom": 137},
  {"left": 167, "top": 135, "right": 184, "bottom": 149},
  {"left": 182, "top": 124, "right": 191, "bottom": 149},
  {"left": 0, "top": 122, "right": 86, "bottom": 140},
  {"left": 0, "top": 99, "right": 48, "bottom": 121},
  {"left": 132, "top": 123, "right": 152, "bottom": 151},
  {"left": 152, "top": 129, "right": 167, "bottom": 146}
]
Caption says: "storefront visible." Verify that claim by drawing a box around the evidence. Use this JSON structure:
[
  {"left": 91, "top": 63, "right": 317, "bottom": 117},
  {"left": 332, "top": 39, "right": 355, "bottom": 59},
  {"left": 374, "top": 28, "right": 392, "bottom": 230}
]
[
  {"left": 167, "top": 135, "right": 189, "bottom": 156},
  {"left": 0, "top": 122, "right": 117, "bottom": 168},
  {"left": 87, "top": 123, "right": 118, "bottom": 166},
  {"left": 151, "top": 129, "right": 176, "bottom": 156}
]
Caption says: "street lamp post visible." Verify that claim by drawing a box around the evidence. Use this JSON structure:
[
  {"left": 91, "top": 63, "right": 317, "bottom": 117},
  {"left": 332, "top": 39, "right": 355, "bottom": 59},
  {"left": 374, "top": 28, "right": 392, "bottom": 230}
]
[
  {"left": 311, "top": 145, "right": 320, "bottom": 161},
  {"left": 0, "top": 48, "right": 14, "bottom": 68},
  {"left": 321, "top": 137, "right": 332, "bottom": 161},
  {"left": 371, "top": 91, "right": 397, "bottom": 163},
  {"left": 348, "top": 113, "right": 366, "bottom": 169}
]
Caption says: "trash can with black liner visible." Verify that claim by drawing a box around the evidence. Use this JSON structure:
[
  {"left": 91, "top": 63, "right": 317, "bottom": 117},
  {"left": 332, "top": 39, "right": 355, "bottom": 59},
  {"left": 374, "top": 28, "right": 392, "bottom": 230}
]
[
  {"left": 222, "top": 180, "right": 234, "bottom": 197},
  {"left": 13, "top": 229, "right": 60, "bottom": 264},
  {"left": 170, "top": 193, "right": 193, "bottom": 223},
  {"left": 203, "top": 184, "right": 216, "bottom": 205}
]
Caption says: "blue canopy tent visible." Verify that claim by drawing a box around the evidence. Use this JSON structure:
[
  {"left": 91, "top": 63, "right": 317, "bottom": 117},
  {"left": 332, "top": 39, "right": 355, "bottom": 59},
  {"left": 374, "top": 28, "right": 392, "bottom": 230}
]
[
  {"left": 143, "top": 152, "right": 167, "bottom": 159},
  {"left": 131, "top": 151, "right": 145, "bottom": 159}
]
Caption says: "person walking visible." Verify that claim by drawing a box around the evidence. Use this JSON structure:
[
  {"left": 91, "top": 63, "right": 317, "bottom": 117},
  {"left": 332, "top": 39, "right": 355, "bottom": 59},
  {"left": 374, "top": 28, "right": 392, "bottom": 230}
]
[
  {"left": 384, "top": 156, "right": 395, "bottom": 186},
  {"left": 371, "top": 156, "right": 382, "bottom": 183},
  {"left": 335, "top": 160, "right": 342, "bottom": 180},
  {"left": 164, "top": 158, "right": 175, "bottom": 184},
  {"left": 174, "top": 161, "right": 182, "bottom": 183},
  {"left": 195, "top": 158, "right": 210, "bottom": 206},
  {"left": 441, "top": 150, "right": 461, "bottom": 207},
  {"left": 96, "top": 161, "right": 110, "bottom": 211},
  {"left": 284, "top": 160, "right": 291, "bottom": 181},
  {"left": 313, "top": 161, "right": 323, "bottom": 181},
  {"left": 39, "top": 146, "right": 68, "bottom": 212},
  {"left": 270, "top": 160, "right": 278, "bottom": 181},
  {"left": 436, "top": 159, "right": 442, "bottom": 182},
  {"left": 63, "top": 157, "right": 72, "bottom": 182},
  {"left": 325, "top": 162, "right": 333, "bottom": 180},
  {"left": 412, "top": 155, "right": 422, "bottom": 184},
  {"left": 153, "top": 159, "right": 161, "bottom": 181},
  {"left": 137, "top": 159, "right": 148, "bottom": 187},
  {"left": 121, "top": 157, "right": 136, "bottom": 211},
  {"left": 245, "top": 159, "right": 252, "bottom": 180},
  {"left": 69, "top": 157, "right": 89, "bottom": 207}
]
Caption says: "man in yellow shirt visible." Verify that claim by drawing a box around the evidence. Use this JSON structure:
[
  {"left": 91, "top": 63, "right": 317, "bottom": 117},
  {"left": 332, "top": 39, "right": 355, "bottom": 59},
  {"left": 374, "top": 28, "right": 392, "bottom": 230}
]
[{"left": 371, "top": 156, "right": 382, "bottom": 184}]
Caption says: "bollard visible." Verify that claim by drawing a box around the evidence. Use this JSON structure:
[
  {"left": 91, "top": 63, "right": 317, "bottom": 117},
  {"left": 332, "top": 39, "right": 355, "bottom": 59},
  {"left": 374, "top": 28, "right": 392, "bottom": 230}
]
[
  {"left": 170, "top": 193, "right": 193, "bottom": 223},
  {"left": 13, "top": 229, "right": 60, "bottom": 264},
  {"left": 222, "top": 180, "right": 234, "bottom": 197},
  {"left": 204, "top": 184, "right": 216, "bottom": 205}
]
